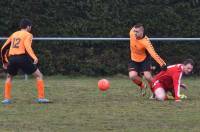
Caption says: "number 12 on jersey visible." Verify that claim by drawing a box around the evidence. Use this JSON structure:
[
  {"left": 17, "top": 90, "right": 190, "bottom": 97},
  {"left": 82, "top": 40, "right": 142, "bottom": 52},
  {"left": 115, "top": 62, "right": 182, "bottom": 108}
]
[{"left": 12, "top": 38, "right": 21, "bottom": 48}]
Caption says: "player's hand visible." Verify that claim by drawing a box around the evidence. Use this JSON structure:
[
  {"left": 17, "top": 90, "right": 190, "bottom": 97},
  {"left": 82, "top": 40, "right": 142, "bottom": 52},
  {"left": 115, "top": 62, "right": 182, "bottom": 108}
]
[
  {"left": 160, "top": 64, "right": 167, "bottom": 71},
  {"left": 3, "top": 63, "right": 8, "bottom": 70},
  {"left": 131, "top": 27, "right": 136, "bottom": 34},
  {"left": 33, "top": 58, "right": 38, "bottom": 64},
  {"left": 180, "top": 94, "right": 187, "bottom": 99}
]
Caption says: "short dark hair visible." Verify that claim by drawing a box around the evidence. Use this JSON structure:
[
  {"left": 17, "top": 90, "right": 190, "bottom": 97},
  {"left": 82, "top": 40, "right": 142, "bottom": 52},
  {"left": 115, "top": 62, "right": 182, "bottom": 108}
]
[
  {"left": 19, "top": 19, "right": 32, "bottom": 29},
  {"left": 183, "top": 59, "right": 194, "bottom": 66},
  {"left": 134, "top": 23, "right": 144, "bottom": 28}
]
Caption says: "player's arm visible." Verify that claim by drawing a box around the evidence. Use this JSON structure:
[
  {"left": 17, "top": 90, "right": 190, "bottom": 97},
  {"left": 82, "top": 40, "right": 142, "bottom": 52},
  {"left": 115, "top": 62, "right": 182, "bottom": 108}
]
[
  {"left": 130, "top": 28, "right": 136, "bottom": 39},
  {"left": 172, "top": 71, "right": 182, "bottom": 101},
  {"left": 1, "top": 36, "right": 11, "bottom": 64},
  {"left": 24, "top": 35, "right": 38, "bottom": 63},
  {"left": 129, "top": 28, "right": 137, "bottom": 47},
  {"left": 143, "top": 39, "right": 166, "bottom": 67},
  {"left": 129, "top": 28, "right": 136, "bottom": 53}
]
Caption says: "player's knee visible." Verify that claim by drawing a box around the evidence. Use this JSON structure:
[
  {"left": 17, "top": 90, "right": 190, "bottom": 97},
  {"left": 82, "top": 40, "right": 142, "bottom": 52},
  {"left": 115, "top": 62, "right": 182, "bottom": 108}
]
[
  {"left": 155, "top": 94, "right": 165, "bottom": 101},
  {"left": 37, "top": 73, "right": 43, "bottom": 80},
  {"left": 129, "top": 74, "right": 137, "bottom": 80},
  {"left": 129, "top": 71, "right": 138, "bottom": 80},
  {"left": 155, "top": 88, "right": 165, "bottom": 101},
  {"left": 33, "top": 69, "right": 43, "bottom": 79},
  {"left": 6, "top": 74, "right": 13, "bottom": 81}
]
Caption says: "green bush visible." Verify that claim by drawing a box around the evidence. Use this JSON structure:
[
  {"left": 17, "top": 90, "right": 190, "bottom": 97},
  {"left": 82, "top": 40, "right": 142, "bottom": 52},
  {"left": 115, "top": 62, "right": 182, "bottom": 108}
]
[{"left": 0, "top": 0, "right": 200, "bottom": 75}]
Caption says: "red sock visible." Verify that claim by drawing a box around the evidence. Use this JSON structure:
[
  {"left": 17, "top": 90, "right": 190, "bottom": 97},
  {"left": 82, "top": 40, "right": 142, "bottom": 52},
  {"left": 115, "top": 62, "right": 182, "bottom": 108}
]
[
  {"left": 132, "top": 77, "right": 144, "bottom": 89},
  {"left": 37, "top": 79, "right": 45, "bottom": 99}
]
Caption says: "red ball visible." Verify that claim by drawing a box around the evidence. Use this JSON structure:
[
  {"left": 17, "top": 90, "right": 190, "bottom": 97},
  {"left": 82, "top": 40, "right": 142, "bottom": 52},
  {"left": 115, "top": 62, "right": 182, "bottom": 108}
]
[{"left": 98, "top": 79, "right": 110, "bottom": 91}]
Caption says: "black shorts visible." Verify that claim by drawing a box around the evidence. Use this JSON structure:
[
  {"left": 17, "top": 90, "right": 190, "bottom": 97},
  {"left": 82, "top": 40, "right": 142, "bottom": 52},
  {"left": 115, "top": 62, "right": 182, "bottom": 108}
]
[
  {"left": 128, "top": 56, "right": 151, "bottom": 73},
  {"left": 7, "top": 54, "right": 37, "bottom": 76}
]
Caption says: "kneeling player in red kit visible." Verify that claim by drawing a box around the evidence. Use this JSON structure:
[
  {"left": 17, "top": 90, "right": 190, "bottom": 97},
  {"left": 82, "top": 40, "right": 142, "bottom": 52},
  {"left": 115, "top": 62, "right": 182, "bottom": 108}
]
[{"left": 151, "top": 59, "right": 194, "bottom": 102}]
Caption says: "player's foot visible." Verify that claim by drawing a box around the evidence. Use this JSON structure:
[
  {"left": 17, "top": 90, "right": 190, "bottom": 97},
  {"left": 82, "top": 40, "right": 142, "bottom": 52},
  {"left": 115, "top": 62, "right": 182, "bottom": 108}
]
[
  {"left": 149, "top": 94, "right": 156, "bottom": 100},
  {"left": 36, "top": 98, "right": 51, "bottom": 103},
  {"left": 166, "top": 95, "right": 174, "bottom": 100},
  {"left": 2, "top": 99, "right": 11, "bottom": 105},
  {"left": 140, "top": 83, "right": 147, "bottom": 96}
]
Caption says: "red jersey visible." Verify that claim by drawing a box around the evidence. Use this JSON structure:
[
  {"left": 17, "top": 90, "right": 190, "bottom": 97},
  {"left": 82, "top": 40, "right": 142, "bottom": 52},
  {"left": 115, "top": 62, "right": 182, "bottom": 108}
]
[{"left": 152, "top": 64, "right": 183, "bottom": 100}]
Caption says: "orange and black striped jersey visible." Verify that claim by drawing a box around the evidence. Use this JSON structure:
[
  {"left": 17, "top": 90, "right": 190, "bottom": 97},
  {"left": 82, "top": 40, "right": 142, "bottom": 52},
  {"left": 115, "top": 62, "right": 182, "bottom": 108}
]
[
  {"left": 1, "top": 30, "right": 37, "bottom": 63},
  {"left": 129, "top": 28, "right": 166, "bottom": 66}
]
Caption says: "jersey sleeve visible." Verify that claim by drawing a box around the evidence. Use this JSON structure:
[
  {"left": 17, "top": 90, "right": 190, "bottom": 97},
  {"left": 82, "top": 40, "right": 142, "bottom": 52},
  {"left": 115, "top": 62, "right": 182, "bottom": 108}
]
[
  {"left": 143, "top": 38, "right": 166, "bottom": 66},
  {"left": 24, "top": 34, "right": 38, "bottom": 60},
  {"left": 172, "top": 71, "right": 182, "bottom": 101},
  {"left": 1, "top": 36, "right": 12, "bottom": 63}
]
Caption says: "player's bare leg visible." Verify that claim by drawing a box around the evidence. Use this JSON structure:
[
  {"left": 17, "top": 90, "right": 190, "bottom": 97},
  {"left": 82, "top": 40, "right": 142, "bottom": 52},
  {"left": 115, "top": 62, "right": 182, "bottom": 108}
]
[
  {"left": 143, "top": 71, "right": 155, "bottom": 98},
  {"left": 129, "top": 71, "right": 146, "bottom": 96},
  {"left": 143, "top": 71, "right": 153, "bottom": 87}
]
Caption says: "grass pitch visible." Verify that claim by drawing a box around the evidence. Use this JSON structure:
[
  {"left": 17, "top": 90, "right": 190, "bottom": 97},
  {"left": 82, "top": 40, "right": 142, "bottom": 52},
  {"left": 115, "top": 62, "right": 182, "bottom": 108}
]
[{"left": 0, "top": 75, "right": 199, "bottom": 132}]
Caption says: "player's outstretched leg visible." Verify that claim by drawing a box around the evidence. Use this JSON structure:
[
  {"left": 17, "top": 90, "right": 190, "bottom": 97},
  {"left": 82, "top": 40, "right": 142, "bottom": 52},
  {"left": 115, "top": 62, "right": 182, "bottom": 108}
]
[
  {"left": 143, "top": 71, "right": 153, "bottom": 88},
  {"left": 129, "top": 71, "right": 147, "bottom": 96}
]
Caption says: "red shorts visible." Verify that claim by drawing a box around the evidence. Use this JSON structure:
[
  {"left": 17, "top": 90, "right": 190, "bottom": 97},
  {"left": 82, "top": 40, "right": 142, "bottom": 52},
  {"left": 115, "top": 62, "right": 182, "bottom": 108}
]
[
  {"left": 151, "top": 80, "right": 163, "bottom": 93},
  {"left": 151, "top": 80, "right": 173, "bottom": 93}
]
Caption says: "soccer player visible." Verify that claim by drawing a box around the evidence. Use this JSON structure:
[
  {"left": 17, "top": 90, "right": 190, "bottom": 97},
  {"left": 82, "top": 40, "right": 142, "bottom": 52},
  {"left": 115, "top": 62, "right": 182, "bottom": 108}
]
[
  {"left": 128, "top": 23, "right": 166, "bottom": 95},
  {"left": 1, "top": 19, "right": 50, "bottom": 104},
  {"left": 151, "top": 59, "right": 194, "bottom": 102}
]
